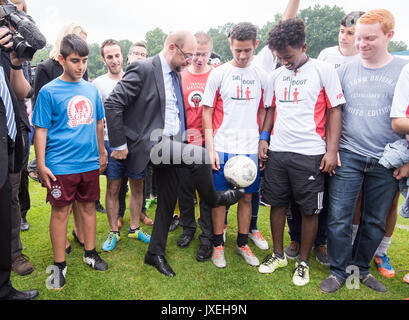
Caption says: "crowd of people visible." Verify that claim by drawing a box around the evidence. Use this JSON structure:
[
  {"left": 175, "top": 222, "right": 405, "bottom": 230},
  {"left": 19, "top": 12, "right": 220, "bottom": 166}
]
[{"left": 1, "top": 0, "right": 409, "bottom": 300}]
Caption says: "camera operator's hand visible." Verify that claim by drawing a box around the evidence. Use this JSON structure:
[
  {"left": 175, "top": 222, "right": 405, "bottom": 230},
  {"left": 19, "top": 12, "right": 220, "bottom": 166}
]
[
  {"left": 0, "top": 26, "right": 13, "bottom": 50},
  {"left": 10, "top": 51, "right": 24, "bottom": 68}
]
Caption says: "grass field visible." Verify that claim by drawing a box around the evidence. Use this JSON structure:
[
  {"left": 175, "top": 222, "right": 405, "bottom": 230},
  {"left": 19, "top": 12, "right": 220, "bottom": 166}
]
[{"left": 9, "top": 150, "right": 409, "bottom": 301}]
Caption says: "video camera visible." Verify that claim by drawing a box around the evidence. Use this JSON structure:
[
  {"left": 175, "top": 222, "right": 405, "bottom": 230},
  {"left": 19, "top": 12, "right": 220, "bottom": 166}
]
[{"left": 0, "top": 0, "right": 46, "bottom": 61}]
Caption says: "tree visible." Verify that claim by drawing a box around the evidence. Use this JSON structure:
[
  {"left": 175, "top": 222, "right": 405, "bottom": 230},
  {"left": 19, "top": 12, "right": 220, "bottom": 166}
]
[
  {"left": 298, "top": 5, "right": 346, "bottom": 58},
  {"left": 31, "top": 43, "right": 52, "bottom": 66},
  {"left": 208, "top": 22, "right": 235, "bottom": 63},
  {"left": 389, "top": 40, "right": 408, "bottom": 53},
  {"left": 87, "top": 43, "right": 105, "bottom": 80},
  {"left": 119, "top": 39, "right": 133, "bottom": 65},
  {"left": 145, "top": 28, "right": 167, "bottom": 57}
]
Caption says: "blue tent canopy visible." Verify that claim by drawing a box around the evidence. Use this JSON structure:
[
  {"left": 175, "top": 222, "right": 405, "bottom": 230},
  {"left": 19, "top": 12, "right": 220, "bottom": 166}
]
[{"left": 392, "top": 51, "right": 409, "bottom": 56}]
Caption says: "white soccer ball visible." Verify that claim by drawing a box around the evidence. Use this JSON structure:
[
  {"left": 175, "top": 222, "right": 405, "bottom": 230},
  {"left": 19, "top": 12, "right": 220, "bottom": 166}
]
[{"left": 224, "top": 156, "right": 258, "bottom": 188}]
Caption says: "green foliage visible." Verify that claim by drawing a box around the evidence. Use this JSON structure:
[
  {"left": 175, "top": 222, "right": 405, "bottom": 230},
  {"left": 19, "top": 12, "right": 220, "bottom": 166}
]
[
  {"left": 86, "top": 43, "right": 105, "bottom": 80},
  {"left": 298, "top": 5, "right": 346, "bottom": 58},
  {"left": 119, "top": 39, "right": 133, "bottom": 67},
  {"left": 208, "top": 22, "right": 235, "bottom": 63},
  {"left": 145, "top": 27, "right": 168, "bottom": 57},
  {"left": 31, "top": 43, "right": 52, "bottom": 66},
  {"left": 389, "top": 40, "right": 408, "bottom": 53}
]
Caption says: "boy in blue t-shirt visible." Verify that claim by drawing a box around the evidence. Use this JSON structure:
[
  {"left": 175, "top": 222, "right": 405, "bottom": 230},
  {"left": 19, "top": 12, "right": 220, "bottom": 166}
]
[{"left": 33, "top": 34, "right": 108, "bottom": 290}]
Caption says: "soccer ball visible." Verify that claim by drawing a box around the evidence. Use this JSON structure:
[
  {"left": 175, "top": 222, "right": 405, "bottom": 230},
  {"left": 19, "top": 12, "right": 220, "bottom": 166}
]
[{"left": 224, "top": 156, "right": 258, "bottom": 188}]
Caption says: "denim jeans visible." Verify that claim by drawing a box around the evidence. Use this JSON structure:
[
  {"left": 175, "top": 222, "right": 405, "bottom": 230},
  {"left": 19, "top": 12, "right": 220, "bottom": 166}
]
[{"left": 327, "top": 149, "right": 398, "bottom": 280}]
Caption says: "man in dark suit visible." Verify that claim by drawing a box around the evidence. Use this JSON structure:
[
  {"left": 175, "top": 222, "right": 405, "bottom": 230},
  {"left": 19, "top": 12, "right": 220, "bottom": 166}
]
[
  {"left": 0, "top": 26, "right": 39, "bottom": 300},
  {"left": 105, "top": 30, "right": 244, "bottom": 277}
]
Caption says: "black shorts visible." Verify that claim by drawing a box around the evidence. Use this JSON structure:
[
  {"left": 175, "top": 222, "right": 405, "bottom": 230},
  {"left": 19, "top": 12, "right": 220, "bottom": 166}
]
[{"left": 262, "top": 151, "right": 325, "bottom": 215}]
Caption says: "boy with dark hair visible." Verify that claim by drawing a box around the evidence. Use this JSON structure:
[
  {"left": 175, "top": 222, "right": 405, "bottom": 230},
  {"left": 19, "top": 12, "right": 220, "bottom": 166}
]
[
  {"left": 259, "top": 18, "right": 345, "bottom": 286},
  {"left": 317, "top": 11, "right": 365, "bottom": 69},
  {"left": 33, "top": 34, "right": 108, "bottom": 290},
  {"left": 285, "top": 10, "right": 366, "bottom": 268},
  {"left": 203, "top": 22, "right": 267, "bottom": 268}
]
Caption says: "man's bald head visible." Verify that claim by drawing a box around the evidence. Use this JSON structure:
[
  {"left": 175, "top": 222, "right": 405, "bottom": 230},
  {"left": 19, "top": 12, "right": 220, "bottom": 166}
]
[
  {"left": 163, "top": 30, "right": 197, "bottom": 73},
  {"left": 165, "top": 30, "right": 196, "bottom": 49}
]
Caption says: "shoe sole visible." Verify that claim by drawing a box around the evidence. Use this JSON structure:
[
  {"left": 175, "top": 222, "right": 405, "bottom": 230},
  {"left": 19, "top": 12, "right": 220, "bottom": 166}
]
[
  {"left": 249, "top": 238, "right": 269, "bottom": 251},
  {"left": 285, "top": 252, "right": 299, "bottom": 260},
  {"left": 258, "top": 262, "right": 287, "bottom": 274},
  {"left": 378, "top": 269, "right": 396, "bottom": 278},
  {"left": 316, "top": 256, "right": 330, "bottom": 266},
  {"left": 293, "top": 279, "right": 310, "bottom": 286},
  {"left": 48, "top": 285, "right": 65, "bottom": 291},
  {"left": 196, "top": 255, "right": 211, "bottom": 262},
  {"left": 237, "top": 252, "right": 259, "bottom": 267}
]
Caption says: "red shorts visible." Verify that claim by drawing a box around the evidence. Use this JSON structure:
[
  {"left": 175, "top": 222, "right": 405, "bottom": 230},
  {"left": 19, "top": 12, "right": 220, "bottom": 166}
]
[{"left": 47, "top": 170, "right": 100, "bottom": 207}]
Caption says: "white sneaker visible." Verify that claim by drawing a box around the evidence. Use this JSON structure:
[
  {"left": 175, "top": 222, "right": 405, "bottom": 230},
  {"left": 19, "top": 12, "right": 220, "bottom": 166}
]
[
  {"left": 212, "top": 245, "right": 226, "bottom": 268},
  {"left": 249, "top": 230, "right": 269, "bottom": 250},
  {"left": 258, "top": 253, "right": 287, "bottom": 274},
  {"left": 293, "top": 260, "right": 310, "bottom": 286},
  {"left": 237, "top": 245, "right": 260, "bottom": 266}
]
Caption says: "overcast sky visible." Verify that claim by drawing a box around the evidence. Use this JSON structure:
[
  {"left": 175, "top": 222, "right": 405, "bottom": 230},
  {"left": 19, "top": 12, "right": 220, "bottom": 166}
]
[{"left": 27, "top": 0, "right": 409, "bottom": 47}]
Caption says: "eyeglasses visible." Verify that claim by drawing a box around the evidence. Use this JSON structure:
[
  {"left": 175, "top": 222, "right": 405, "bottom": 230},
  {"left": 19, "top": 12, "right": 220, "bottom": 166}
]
[
  {"left": 131, "top": 52, "right": 147, "bottom": 58},
  {"left": 174, "top": 44, "right": 193, "bottom": 61},
  {"left": 193, "top": 52, "right": 211, "bottom": 58}
]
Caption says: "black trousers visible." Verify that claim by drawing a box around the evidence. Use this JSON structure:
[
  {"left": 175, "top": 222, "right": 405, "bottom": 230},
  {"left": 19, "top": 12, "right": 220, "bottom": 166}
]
[
  {"left": 0, "top": 177, "right": 12, "bottom": 298},
  {"left": 177, "top": 167, "right": 213, "bottom": 246},
  {"left": 147, "top": 137, "right": 218, "bottom": 256},
  {"left": 19, "top": 128, "right": 30, "bottom": 219}
]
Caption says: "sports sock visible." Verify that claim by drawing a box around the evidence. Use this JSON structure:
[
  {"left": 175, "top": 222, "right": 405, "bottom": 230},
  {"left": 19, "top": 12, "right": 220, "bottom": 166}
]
[
  {"left": 237, "top": 232, "right": 248, "bottom": 248},
  {"left": 54, "top": 261, "right": 66, "bottom": 270},
  {"left": 375, "top": 236, "right": 392, "bottom": 257},
  {"left": 84, "top": 248, "right": 97, "bottom": 257},
  {"left": 128, "top": 227, "right": 140, "bottom": 233},
  {"left": 213, "top": 234, "right": 224, "bottom": 247},
  {"left": 274, "top": 252, "right": 284, "bottom": 259}
]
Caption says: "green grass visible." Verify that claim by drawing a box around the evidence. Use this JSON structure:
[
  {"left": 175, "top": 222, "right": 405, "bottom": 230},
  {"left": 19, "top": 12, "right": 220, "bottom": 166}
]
[{"left": 10, "top": 149, "right": 409, "bottom": 300}]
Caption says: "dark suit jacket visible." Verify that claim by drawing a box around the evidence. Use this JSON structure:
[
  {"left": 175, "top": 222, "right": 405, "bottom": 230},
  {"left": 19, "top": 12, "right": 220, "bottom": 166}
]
[
  {"left": 105, "top": 54, "right": 187, "bottom": 175},
  {"left": 0, "top": 72, "right": 23, "bottom": 187}
]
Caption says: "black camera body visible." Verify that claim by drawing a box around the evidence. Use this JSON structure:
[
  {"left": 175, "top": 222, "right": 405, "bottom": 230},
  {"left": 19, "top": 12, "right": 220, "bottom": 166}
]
[{"left": 0, "top": 0, "right": 46, "bottom": 61}]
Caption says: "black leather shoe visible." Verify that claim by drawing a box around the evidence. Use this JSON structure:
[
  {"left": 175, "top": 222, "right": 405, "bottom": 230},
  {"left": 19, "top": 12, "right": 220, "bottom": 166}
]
[
  {"left": 196, "top": 245, "right": 212, "bottom": 262},
  {"left": 177, "top": 232, "right": 194, "bottom": 248},
  {"left": 216, "top": 188, "right": 245, "bottom": 206},
  {"left": 1, "top": 287, "right": 39, "bottom": 300},
  {"left": 144, "top": 252, "right": 176, "bottom": 277}
]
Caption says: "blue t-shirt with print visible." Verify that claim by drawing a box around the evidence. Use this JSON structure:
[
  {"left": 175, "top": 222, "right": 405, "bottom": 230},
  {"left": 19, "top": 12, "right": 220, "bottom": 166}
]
[{"left": 32, "top": 78, "right": 105, "bottom": 175}]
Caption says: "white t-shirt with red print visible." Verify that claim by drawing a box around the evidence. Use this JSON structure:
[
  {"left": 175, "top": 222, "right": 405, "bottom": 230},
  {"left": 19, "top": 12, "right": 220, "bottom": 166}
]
[
  {"left": 391, "top": 63, "right": 409, "bottom": 118},
  {"left": 202, "top": 62, "right": 267, "bottom": 155},
  {"left": 264, "top": 58, "right": 346, "bottom": 156},
  {"left": 317, "top": 46, "right": 359, "bottom": 70}
]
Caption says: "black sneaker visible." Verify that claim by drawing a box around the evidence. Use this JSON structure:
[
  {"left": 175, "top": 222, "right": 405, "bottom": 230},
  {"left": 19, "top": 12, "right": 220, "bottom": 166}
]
[
  {"left": 83, "top": 251, "right": 108, "bottom": 271},
  {"left": 95, "top": 200, "right": 106, "bottom": 213},
  {"left": 47, "top": 265, "right": 67, "bottom": 291},
  {"left": 169, "top": 215, "right": 180, "bottom": 232}
]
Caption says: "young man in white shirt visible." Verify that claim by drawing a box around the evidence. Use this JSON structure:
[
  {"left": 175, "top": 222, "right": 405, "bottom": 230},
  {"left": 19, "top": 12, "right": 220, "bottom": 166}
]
[
  {"left": 258, "top": 18, "right": 345, "bottom": 286},
  {"left": 203, "top": 22, "right": 267, "bottom": 268},
  {"left": 94, "top": 40, "right": 150, "bottom": 253}
]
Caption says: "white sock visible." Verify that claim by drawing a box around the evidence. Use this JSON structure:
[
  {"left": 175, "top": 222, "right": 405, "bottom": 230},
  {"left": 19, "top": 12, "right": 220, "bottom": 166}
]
[
  {"left": 375, "top": 236, "right": 392, "bottom": 257},
  {"left": 351, "top": 225, "right": 359, "bottom": 245}
]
